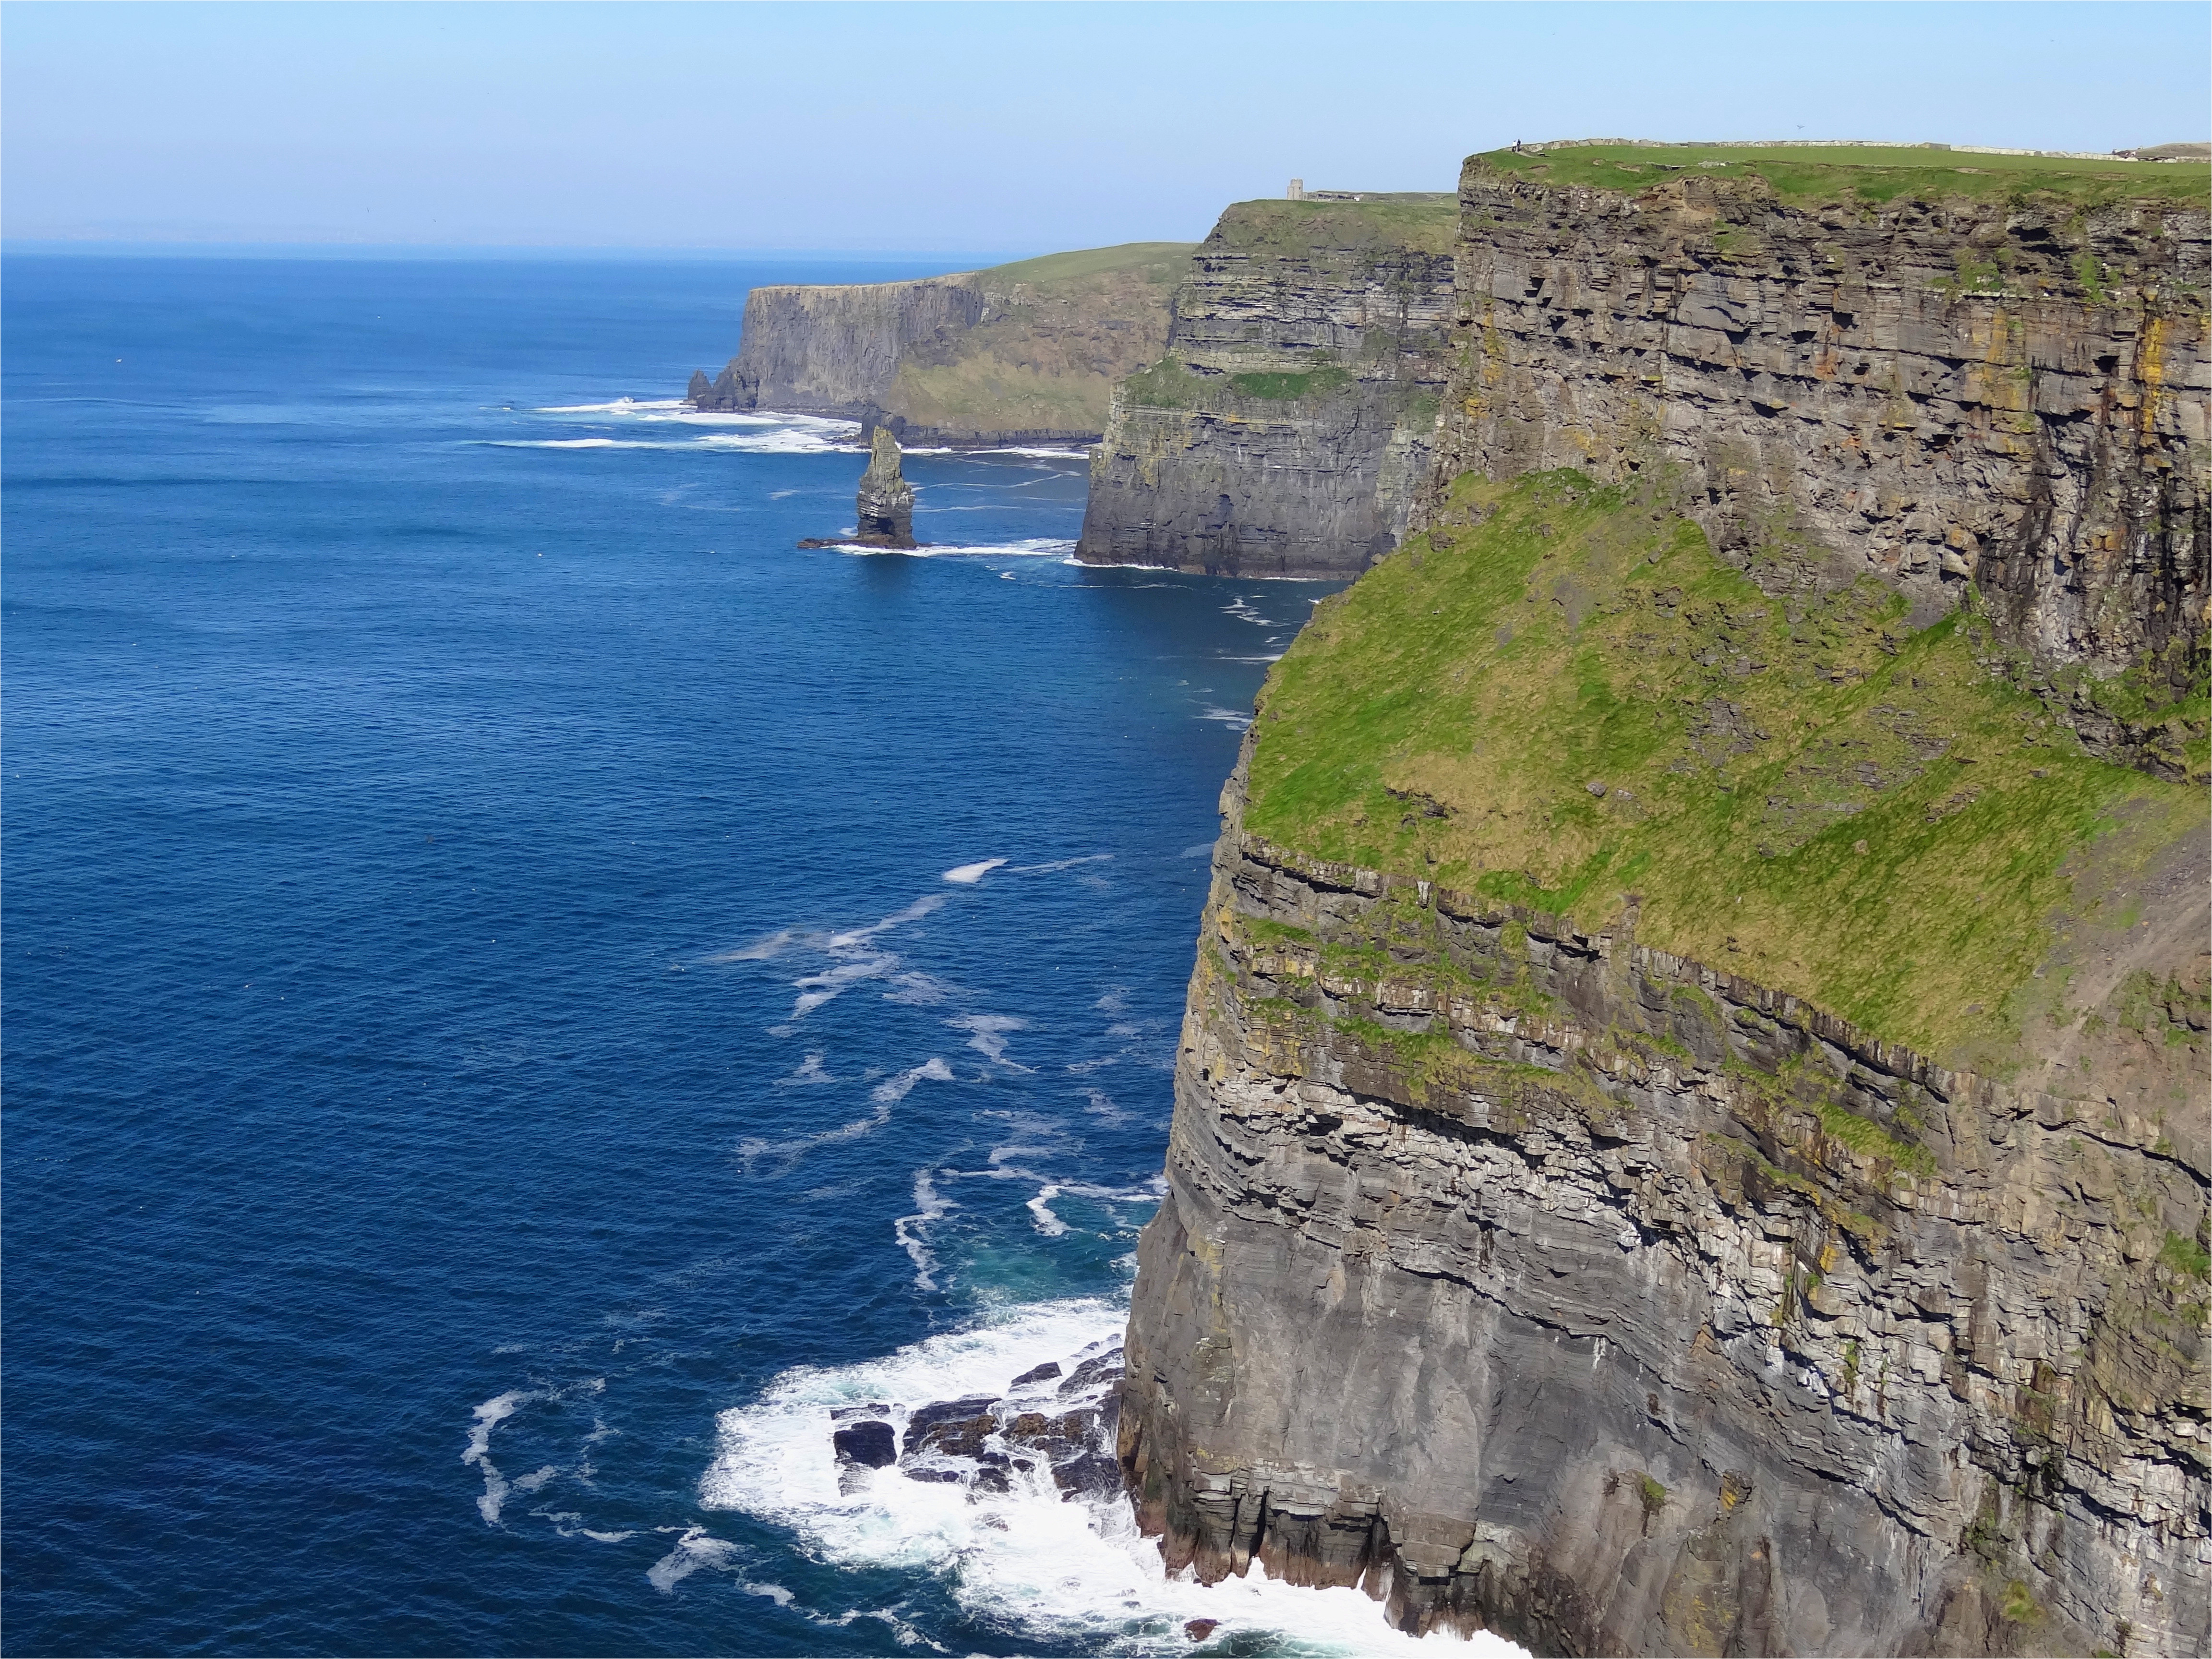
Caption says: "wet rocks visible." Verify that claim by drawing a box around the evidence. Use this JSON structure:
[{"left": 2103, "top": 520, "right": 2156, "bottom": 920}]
[
  {"left": 901, "top": 1395, "right": 999, "bottom": 1460},
  {"left": 828, "top": 1346, "right": 1128, "bottom": 1505},
  {"left": 831, "top": 1419, "right": 897, "bottom": 1469}
]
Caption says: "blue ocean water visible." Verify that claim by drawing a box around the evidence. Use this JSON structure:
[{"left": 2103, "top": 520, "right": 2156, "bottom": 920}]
[{"left": 0, "top": 253, "right": 1509, "bottom": 1658}]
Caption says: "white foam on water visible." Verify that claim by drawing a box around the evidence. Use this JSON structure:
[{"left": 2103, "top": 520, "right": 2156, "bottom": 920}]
[
  {"left": 882, "top": 971, "right": 954, "bottom": 1006},
  {"left": 776, "top": 1051, "right": 836, "bottom": 1087},
  {"left": 463, "top": 1387, "right": 543, "bottom": 1525},
  {"left": 533, "top": 397, "right": 690, "bottom": 414},
  {"left": 1199, "top": 707, "right": 1254, "bottom": 729},
  {"left": 699, "top": 1299, "right": 1527, "bottom": 1656},
  {"left": 648, "top": 1525, "right": 743, "bottom": 1592},
  {"left": 877, "top": 1057, "right": 956, "bottom": 1104},
  {"left": 1025, "top": 1184, "right": 1069, "bottom": 1236},
  {"left": 942, "top": 858, "right": 1007, "bottom": 885},
  {"left": 489, "top": 437, "right": 650, "bottom": 449},
  {"left": 1009, "top": 853, "right": 1113, "bottom": 875},
  {"left": 833, "top": 538, "right": 1078, "bottom": 560},
  {"left": 948, "top": 1012, "right": 1030, "bottom": 1067},
  {"left": 893, "top": 1168, "right": 956, "bottom": 1289},
  {"left": 791, "top": 951, "right": 896, "bottom": 1017},
  {"left": 739, "top": 1058, "right": 952, "bottom": 1168}
]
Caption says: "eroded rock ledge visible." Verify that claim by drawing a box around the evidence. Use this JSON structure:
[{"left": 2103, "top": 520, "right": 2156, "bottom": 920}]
[{"left": 1119, "top": 739, "right": 2210, "bottom": 1657}]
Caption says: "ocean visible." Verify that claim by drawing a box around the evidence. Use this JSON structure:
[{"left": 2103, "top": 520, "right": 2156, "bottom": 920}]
[{"left": 1, "top": 252, "right": 1521, "bottom": 1658}]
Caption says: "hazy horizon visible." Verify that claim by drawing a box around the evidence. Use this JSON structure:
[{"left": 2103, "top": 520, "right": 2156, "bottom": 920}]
[{"left": 6, "top": 0, "right": 2206, "bottom": 255}]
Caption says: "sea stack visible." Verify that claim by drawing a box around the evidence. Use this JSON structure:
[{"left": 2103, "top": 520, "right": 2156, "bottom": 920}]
[{"left": 853, "top": 425, "right": 917, "bottom": 548}]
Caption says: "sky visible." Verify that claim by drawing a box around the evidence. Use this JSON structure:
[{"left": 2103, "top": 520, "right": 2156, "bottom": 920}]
[{"left": 5, "top": 1, "right": 2207, "bottom": 256}]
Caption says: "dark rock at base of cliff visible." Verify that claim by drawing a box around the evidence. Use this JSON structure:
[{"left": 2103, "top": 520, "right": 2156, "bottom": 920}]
[
  {"left": 831, "top": 1419, "right": 897, "bottom": 1469},
  {"left": 1057, "top": 1348, "right": 1124, "bottom": 1396},
  {"left": 1183, "top": 1619, "right": 1219, "bottom": 1641},
  {"left": 1008, "top": 1361, "right": 1062, "bottom": 1387}
]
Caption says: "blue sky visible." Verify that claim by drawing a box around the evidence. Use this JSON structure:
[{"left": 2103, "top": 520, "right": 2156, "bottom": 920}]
[{"left": 6, "top": 1, "right": 2205, "bottom": 255}]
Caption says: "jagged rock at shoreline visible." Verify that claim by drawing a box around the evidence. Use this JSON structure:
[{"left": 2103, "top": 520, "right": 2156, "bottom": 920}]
[
  {"left": 1074, "top": 194, "right": 1459, "bottom": 578},
  {"left": 1115, "top": 144, "right": 2211, "bottom": 1659},
  {"left": 687, "top": 243, "right": 1194, "bottom": 445},
  {"left": 854, "top": 426, "right": 916, "bottom": 547}
]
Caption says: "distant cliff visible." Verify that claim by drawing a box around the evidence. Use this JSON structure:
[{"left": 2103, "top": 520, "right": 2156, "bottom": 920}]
[
  {"left": 1120, "top": 145, "right": 2211, "bottom": 1659},
  {"left": 1074, "top": 196, "right": 1458, "bottom": 577},
  {"left": 688, "top": 242, "right": 1193, "bottom": 445}
]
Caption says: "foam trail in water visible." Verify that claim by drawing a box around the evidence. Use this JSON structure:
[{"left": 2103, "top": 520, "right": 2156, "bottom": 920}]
[
  {"left": 1025, "top": 1184, "right": 1068, "bottom": 1236},
  {"left": 699, "top": 1300, "right": 1529, "bottom": 1656},
  {"left": 1008, "top": 853, "right": 1113, "bottom": 875},
  {"left": 463, "top": 1388, "right": 543, "bottom": 1525},
  {"left": 832, "top": 538, "right": 1077, "bottom": 560},
  {"left": 948, "top": 1012, "right": 1028, "bottom": 1066},
  {"left": 739, "top": 1058, "right": 953, "bottom": 1168},
  {"left": 894, "top": 1169, "right": 955, "bottom": 1289},
  {"left": 533, "top": 397, "right": 689, "bottom": 413},
  {"left": 942, "top": 858, "right": 1006, "bottom": 885}
]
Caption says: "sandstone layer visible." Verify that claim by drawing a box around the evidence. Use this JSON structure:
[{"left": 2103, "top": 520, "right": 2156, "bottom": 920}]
[
  {"left": 1074, "top": 196, "right": 1458, "bottom": 578},
  {"left": 688, "top": 243, "right": 1191, "bottom": 445}
]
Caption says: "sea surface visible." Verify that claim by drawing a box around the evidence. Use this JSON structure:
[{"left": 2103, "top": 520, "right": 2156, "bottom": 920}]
[{"left": 2, "top": 253, "right": 1524, "bottom": 1657}]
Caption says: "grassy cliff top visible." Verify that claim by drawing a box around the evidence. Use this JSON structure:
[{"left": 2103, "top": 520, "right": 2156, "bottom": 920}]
[
  {"left": 1243, "top": 471, "right": 2207, "bottom": 1074},
  {"left": 1214, "top": 197, "right": 1459, "bottom": 254},
  {"left": 982, "top": 241, "right": 1196, "bottom": 288},
  {"left": 1471, "top": 142, "right": 2212, "bottom": 208}
]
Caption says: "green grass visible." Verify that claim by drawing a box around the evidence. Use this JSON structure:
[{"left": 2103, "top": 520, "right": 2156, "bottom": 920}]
[
  {"left": 1241, "top": 471, "right": 2205, "bottom": 1066},
  {"left": 983, "top": 241, "right": 1197, "bottom": 286},
  {"left": 1228, "top": 366, "right": 1354, "bottom": 401},
  {"left": 1473, "top": 143, "right": 2212, "bottom": 209},
  {"left": 1214, "top": 197, "right": 1459, "bottom": 255}
]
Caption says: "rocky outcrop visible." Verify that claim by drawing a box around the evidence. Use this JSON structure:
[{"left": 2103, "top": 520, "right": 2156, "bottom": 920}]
[
  {"left": 1428, "top": 156, "right": 2210, "bottom": 723},
  {"left": 1119, "top": 740, "right": 2211, "bottom": 1658},
  {"left": 1074, "top": 196, "right": 1458, "bottom": 578},
  {"left": 688, "top": 243, "right": 1191, "bottom": 445},
  {"left": 854, "top": 427, "right": 916, "bottom": 547}
]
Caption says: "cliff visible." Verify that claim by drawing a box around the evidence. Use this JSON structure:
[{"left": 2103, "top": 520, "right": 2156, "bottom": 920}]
[
  {"left": 687, "top": 242, "right": 1193, "bottom": 445},
  {"left": 1426, "top": 142, "right": 2211, "bottom": 772},
  {"left": 1119, "top": 466, "right": 2210, "bottom": 1655},
  {"left": 1074, "top": 196, "right": 1458, "bottom": 577}
]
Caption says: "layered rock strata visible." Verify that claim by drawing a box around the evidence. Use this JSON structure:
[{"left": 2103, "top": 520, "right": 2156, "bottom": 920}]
[
  {"left": 1429, "top": 158, "right": 2210, "bottom": 716},
  {"left": 1120, "top": 745, "right": 2211, "bottom": 1657},
  {"left": 1074, "top": 196, "right": 1458, "bottom": 577},
  {"left": 688, "top": 243, "right": 1191, "bottom": 445}
]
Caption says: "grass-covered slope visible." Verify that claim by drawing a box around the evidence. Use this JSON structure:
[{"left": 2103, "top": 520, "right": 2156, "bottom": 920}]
[
  {"left": 886, "top": 241, "right": 1194, "bottom": 437},
  {"left": 1244, "top": 471, "right": 2208, "bottom": 1074},
  {"left": 1478, "top": 142, "right": 2211, "bottom": 209}
]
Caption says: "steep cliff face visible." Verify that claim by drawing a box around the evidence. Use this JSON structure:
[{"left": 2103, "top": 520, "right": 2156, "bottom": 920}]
[
  {"left": 1119, "top": 473, "right": 2210, "bottom": 1657},
  {"left": 1074, "top": 197, "right": 1457, "bottom": 578},
  {"left": 1428, "top": 145, "right": 2210, "bottom": 769},
  {"left": 688, "top": 243, "right": 1191, "bottom": 444}
]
